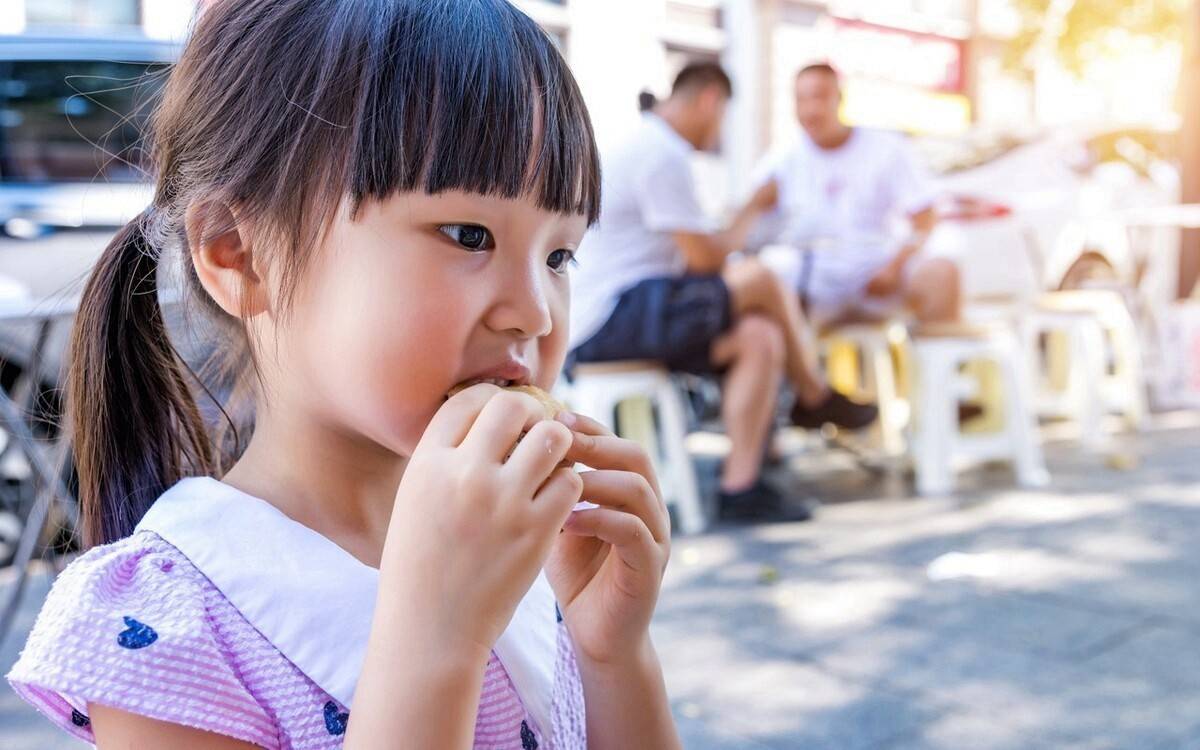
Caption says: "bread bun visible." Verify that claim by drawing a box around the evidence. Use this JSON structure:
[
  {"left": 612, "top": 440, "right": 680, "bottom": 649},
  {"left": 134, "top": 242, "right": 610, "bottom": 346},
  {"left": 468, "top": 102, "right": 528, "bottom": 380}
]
[
  {"left": 445, "top": 382, "right": 578, "bottom": 485},
  {"left": 446, "top": 383, "right": 566, "bottom": 419},
  {"left": 503, "top": 384, "right": 566, "bottom": 419}
]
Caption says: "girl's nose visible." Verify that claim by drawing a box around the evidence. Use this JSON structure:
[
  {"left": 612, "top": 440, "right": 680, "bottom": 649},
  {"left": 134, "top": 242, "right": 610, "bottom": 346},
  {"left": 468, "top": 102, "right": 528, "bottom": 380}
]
[{"left": 485, "top": 260, "right": 553, "bottom": 339}]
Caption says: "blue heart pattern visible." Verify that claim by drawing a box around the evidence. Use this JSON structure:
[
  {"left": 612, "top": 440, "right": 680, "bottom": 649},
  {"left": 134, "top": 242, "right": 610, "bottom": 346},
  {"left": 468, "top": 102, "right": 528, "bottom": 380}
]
[
  {"left": 521, "top": 720, "right": 538, "bottom": 749},
  {"left": 323, "top": 700, "right": 349, "bottom": 736},
  {"left": 116, "top": 616, "right": 158, "bottom": 650}
]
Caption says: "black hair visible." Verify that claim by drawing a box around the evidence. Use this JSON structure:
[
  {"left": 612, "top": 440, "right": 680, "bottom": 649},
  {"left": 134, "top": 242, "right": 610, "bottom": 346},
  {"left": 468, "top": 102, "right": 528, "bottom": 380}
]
[
  {"left": 796, "top": 62, "right": 841, "bottom": 83},
  {"left": 670, "top": 61, "right": 733, "bottom": 99},
  {"left": 70, "top": 0, "right": 602, "bottom": 546},
  {"left": 349, "top": 0, "right": 602, "bottom": 222}
]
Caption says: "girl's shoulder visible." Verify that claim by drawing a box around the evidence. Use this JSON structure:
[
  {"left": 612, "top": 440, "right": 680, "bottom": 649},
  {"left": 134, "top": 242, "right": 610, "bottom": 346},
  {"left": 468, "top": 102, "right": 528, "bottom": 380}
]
[
  {"left": 5, "top": 530, "right": 304, "bottom": 747},
  {"left": 13, "top": 530, "right": 220, "bottom": 655}
]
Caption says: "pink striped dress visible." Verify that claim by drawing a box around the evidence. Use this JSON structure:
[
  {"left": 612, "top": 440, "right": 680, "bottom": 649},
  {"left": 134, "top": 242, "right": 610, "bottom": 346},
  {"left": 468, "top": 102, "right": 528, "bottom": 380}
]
[{"left": 6, "top": 530, "right": 588, "bottom": 748}]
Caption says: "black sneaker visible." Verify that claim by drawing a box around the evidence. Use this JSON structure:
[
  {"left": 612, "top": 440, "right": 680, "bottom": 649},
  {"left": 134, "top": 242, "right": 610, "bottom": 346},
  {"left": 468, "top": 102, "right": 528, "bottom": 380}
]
[
  {"left": 959, "top": 402, "right": 985, "bottom": 424},
  {"left": 718, "top": 481, "right": 814, "bottom": 524},
  {"left": 791, "top": 390, "right": 879, "bottom": 431}
]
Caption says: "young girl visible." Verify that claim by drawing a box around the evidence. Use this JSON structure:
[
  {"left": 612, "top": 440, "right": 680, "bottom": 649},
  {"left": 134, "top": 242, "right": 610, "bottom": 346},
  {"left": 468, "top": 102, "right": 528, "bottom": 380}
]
[{"left": 6, "top": 1, "right": 681, "bottom": 747}]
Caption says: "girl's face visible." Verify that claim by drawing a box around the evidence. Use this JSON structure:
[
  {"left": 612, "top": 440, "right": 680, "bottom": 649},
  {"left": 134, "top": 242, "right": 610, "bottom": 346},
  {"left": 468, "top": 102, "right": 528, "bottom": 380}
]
[{"left": 266, "top": 190, "right": 588, "bottom": 456}]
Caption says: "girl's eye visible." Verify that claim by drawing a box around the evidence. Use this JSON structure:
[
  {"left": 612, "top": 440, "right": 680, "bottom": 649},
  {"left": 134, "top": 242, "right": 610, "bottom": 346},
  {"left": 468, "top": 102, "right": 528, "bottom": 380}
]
[
  {"left": 547, "top": 248, "right": 576, "bottom": 273},
  {"left": 439, "top": 224, "right": 494, "bottom": 251}
]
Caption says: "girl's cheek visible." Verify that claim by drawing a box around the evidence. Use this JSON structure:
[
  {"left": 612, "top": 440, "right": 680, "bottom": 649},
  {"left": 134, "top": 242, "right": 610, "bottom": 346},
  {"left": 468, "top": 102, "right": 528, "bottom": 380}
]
[{"left": 537, "top": 301, "right": 571, "bottom": 388}]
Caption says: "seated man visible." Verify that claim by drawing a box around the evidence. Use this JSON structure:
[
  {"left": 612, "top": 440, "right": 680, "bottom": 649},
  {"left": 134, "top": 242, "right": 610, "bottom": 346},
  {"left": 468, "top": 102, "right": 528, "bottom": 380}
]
[
  {"left": 570, "top": 62, "right": 877, "bottom": 523},
  {"left": 753, "top": 63, "right": 961, "bottom": 328}
]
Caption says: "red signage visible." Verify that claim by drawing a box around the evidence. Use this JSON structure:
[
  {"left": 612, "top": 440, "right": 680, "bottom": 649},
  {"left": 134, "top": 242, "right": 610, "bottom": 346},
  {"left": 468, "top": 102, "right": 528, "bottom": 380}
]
[{"left": 829, "top": 18, "right": 966, "bottom": 93}]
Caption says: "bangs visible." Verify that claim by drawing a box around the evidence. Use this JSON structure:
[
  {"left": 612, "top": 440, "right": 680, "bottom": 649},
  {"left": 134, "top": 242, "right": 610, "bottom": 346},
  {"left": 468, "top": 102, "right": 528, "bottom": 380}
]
[{"left": 349, "top": 0, "right": 600, "bottom": 223}]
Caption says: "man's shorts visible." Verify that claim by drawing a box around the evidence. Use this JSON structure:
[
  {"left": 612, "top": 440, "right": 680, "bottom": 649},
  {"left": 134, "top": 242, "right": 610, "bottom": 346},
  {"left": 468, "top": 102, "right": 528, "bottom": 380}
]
[
  {"left": 572, "top": 275, "right": 733, "bottom": 375},
  {"left": 758, "top": 244, "right": 910, "bottom": 327}
]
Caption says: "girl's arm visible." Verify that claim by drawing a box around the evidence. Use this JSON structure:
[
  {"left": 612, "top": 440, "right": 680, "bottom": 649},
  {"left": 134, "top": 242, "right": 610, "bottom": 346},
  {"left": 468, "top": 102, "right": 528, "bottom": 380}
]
[
  {"left": 90, "top": 387, "right": 576, "bottom": 749},
  {"left": 341, "top": 599, "right": 492, "bottom": 748},
  {"left": 578, "top": 640, "right": 683, "bottom": 750},
  {"left": 549, "top": 413, "right": 683, "bottom": 750},
  {"left": 344, "top": 385, "right": 582, "bottom": 748}
]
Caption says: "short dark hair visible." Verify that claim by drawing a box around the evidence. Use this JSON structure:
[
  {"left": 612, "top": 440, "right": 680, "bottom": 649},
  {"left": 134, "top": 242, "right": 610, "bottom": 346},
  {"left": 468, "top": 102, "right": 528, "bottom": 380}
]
[
  {"left": 796, "top": 62, "right": 841, "bottom": 83},
  {"left": 671, "top": 61, "right": 733, "bottom": 99}
]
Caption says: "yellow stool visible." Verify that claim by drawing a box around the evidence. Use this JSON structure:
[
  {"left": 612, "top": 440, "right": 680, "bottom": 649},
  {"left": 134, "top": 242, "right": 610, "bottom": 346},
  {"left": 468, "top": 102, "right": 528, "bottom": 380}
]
[
  {"left": 821, "top": 320, "right": 911, "bottom": 456},
  {"left": 1026, "top": 290, "right": 1147, "bottom": 440}
]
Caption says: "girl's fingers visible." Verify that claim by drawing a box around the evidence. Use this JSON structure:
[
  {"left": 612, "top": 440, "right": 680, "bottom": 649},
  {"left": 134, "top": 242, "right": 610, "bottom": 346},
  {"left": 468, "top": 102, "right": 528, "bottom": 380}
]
[
  {"left": 579, "top": 469, "right": 670, "bottom": 543},
  {"left": 558, "top": 411, "right": 613, "bottom": 438},
  {"left": 561, "top": 508, "right": 662, "bottom": 574},
  {"left": 423, "top": 383, "right": 503, "bottom": 446},
  {"left": 561, "top": 427, "right": 662, "bottom": 504},
  {"left": 532, "top": 467, "right": 585, "bottom": 522},
  {"left": 460, "top": 390, "right": 550, "bottom": 461},
  {"left": 506, "top": 420, "right": 574, "bottom": 490}
]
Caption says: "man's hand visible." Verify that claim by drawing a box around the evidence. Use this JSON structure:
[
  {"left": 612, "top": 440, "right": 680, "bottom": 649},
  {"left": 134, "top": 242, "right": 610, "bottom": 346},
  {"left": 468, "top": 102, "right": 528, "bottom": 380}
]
[{"left": 748, "top": 178, "right": 779, "bottom": 213}]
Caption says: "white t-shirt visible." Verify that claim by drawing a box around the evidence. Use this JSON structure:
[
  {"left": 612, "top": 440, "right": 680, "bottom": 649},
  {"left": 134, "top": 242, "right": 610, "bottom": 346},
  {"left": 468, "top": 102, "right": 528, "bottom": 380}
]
[
  {"left": 751, "top": 128, "right": 936, "bottom": 304},
  {"left": 569, "top": 114, "right": 715, "bottom": 349}
]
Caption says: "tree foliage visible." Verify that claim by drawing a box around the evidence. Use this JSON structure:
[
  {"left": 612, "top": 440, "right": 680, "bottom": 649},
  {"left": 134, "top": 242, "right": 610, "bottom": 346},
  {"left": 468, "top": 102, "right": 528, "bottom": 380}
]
[{"left": 1005, "top": 0, "right": 1187, "bottom": 74}]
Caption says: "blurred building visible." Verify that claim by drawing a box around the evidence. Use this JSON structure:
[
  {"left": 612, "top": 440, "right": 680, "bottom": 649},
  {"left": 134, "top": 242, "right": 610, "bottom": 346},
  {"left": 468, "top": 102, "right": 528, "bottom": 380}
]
[
  {"left": 0, "top": 0, "right": 1183, "bottom": 209},
  {"left": 518, "top": 0, "right": 987, "bottom": 206},
  {"left": 520, "top": 0, "right": 1182, "bottom": 207},
  {"left": 0, "top": 0, "right": 194, "bottom": 41}
]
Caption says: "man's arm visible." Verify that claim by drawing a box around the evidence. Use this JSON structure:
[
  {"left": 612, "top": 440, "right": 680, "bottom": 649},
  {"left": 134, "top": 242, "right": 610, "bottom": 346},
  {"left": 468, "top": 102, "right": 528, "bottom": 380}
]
[
  {"left": 672, "top": 179, "right": 778, "bottom": 274},
  {"left": 887, "top": 136, "right": 939, "bottom": 272},
  {"left": 893, "top": 205, "right": 937, "bottom": 269},
  {"left": 865, "top": 206, "right": 937, "bottom": 298}
]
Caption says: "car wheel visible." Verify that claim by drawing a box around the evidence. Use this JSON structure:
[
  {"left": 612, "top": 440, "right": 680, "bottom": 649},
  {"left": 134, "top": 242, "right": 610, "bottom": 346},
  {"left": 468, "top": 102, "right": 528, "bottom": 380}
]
[{"left": 1058, "top": 252, "right": 1119, "bottom": 291}]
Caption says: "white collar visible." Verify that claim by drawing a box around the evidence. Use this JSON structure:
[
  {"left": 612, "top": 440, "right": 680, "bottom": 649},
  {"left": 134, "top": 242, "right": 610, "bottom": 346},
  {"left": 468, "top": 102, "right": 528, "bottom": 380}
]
[{"left": 135, "top": 477, "right": 559, "bottom": 733}]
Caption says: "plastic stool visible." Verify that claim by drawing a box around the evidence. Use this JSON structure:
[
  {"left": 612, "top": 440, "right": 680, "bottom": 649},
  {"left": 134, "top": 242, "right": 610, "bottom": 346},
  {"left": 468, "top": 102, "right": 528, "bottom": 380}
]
[
  {"left": 821, "top": 320, "right": 911, "bottom": 456},
  {"left": 911, "top": 324, "right": 1050, "bottom": 495},
  {"left": 1024, "top": 308, "right": 1109, "bottom": 446},
  {"left": 562, "top": 361, "right": 706, "bottom": 535},
  {"left": 1032, "top": 290, "right": 1147, "bottom": 433}
]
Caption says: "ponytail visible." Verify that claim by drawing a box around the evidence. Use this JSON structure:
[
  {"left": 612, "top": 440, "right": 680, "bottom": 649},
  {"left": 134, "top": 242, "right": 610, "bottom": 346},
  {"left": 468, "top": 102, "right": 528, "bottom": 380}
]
[{"left": 67, "top": 208, "right": 215, "bottom": 547}]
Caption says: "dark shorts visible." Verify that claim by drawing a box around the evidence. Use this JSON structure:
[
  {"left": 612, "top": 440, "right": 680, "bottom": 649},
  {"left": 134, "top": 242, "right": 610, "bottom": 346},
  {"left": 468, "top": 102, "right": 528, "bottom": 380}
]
[{"left": 572, "top": 275, "right": 733, "bottom": 375}]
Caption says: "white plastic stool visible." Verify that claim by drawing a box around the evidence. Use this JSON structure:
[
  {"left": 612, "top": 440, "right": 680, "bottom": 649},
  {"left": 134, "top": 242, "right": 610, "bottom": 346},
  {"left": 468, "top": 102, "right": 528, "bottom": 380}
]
[
  {"left": 1024, "top": 309, "right": 1109, "bottom": 447},
  {"left": 820, "top": 321, "right": 911, "bottom": 456},
  {"left": 911, "top": 325, "right": 1050, "bottom": 495},
  {"left": 1029, "top": 291, "right": 1147, "bottom": 436},
  {"left": 562, "top": 361, "right": 706, "bottom": 535}
]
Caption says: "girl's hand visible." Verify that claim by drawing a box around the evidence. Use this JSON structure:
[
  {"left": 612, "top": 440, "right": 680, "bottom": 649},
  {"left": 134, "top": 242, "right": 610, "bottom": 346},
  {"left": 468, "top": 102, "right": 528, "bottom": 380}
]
[
  {"left": 377, "top": 384, "right": 583, "bottom": 658},
  {"left": 545, "top": 412, "right": 671, "bottom": 666}
]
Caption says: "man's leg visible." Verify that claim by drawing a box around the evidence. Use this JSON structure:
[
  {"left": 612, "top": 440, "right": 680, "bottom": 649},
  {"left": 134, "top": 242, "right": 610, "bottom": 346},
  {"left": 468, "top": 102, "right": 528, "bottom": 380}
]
[
  {"left": 902, "top": 257, "right": 961, "bottom": 323},
  {"left": 722, "top": 258, "right": 829, "bottom": 408},
  {"left": 709, "top": 315, "right": 785, "bottom": 492}
]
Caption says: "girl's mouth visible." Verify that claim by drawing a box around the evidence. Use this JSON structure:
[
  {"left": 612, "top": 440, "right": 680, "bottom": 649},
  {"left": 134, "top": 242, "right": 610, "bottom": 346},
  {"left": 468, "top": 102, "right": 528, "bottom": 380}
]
[
  {"left": 455, "top": 377, "right": 528, "bottom": 389},
  {"left": 454, "top": 360, "right": 534, "bottom": 391}
]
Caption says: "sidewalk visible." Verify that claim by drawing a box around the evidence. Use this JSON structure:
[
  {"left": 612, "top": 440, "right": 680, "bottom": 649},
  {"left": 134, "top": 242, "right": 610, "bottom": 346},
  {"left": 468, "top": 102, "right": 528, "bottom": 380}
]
[
  {"left": 661, "top": 421, "right": 1200, "bottom": 749},
  {"left": 3, "top": 422, "right": 1200, "bottom": 748}
]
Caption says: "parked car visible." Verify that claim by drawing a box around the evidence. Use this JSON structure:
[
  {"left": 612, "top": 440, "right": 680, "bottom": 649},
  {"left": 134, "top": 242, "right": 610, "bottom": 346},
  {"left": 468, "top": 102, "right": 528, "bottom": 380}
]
[
  {"left": 0, "top": 34, "right": 180, "bottom": 562},
  {"left": 0, "top": 33, "right": 177, "bottom": 237},
  {"left": 919, "top": 127, "right": 1179, "bottom": 300},
  {"left": 0, "top": 34, "right": 179, "bottom": 479}
]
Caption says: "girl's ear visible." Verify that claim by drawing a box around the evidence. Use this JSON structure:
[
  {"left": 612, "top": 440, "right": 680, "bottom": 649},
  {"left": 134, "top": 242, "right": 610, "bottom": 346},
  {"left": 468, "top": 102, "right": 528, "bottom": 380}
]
[{"left": 186, "top": 201, "right": 270, "bottom": 318}]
